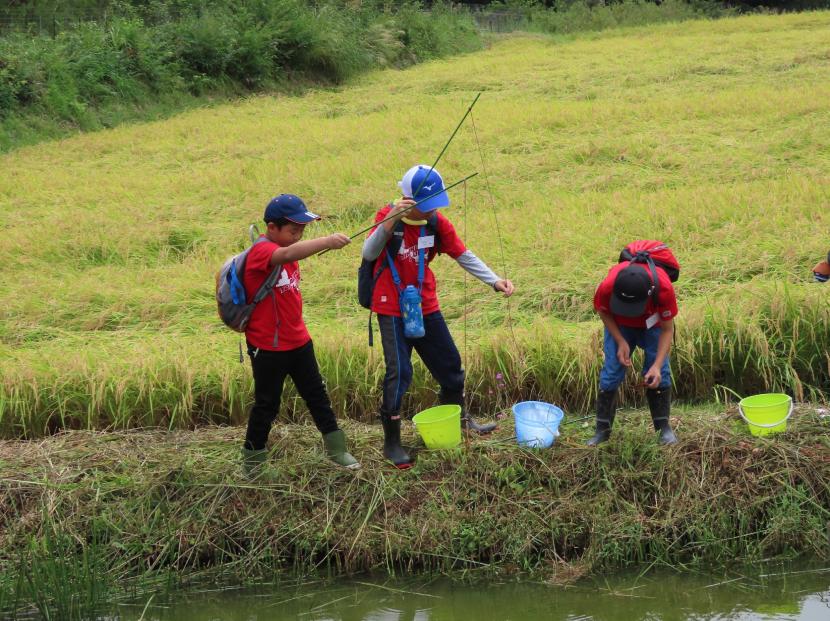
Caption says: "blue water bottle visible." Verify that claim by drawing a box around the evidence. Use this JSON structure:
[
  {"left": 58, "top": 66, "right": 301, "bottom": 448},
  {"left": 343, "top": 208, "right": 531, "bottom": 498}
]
[{"left": 400, "top": 285, "right": 425, "bottom": 338}]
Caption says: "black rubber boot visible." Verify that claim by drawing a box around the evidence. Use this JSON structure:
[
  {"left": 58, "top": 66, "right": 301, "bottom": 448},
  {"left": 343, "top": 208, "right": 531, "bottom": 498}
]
[
  {"left": 646, "top": 387, "right": 677, "bottom": 445},
  {"left": 441, "top": 391, "right": 496, "bottom": 435},
  {"left": 587, "top": 389, "right": 617, "bottom": 446},
  {"left": 380, "top": 411, "right": 413, "bottom": 469}
]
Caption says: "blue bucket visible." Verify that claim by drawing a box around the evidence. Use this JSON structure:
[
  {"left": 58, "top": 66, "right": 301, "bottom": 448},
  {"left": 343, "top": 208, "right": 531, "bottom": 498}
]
[{"left": 512, "top": 401, "right": 564, "bottom": 448}]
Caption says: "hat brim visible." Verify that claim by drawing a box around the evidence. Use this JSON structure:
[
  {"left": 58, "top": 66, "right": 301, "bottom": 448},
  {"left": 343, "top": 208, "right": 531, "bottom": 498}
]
[
  {"left": 610, "top": 293, "right": 648, "bottom": 318},
  {"left": 413, "top": 191, "right": 450, "bottom": 212},
  {"left": 284, "top": 211, "right": 321, "bottom": 224}
]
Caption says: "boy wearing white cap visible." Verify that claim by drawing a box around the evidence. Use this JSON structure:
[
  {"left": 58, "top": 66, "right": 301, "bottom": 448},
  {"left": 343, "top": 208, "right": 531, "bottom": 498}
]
[{"left": 362, "top": 165, "right": 515, "bottom": 468}]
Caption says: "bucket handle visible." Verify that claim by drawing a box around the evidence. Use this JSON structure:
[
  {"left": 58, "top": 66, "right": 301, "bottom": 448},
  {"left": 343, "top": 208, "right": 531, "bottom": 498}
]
[
  {"left": 738, "top": 400, "right": 794, "bottom": 428},
  {"left": 517, "top": 420, "right": 560, "bottom": 438}
]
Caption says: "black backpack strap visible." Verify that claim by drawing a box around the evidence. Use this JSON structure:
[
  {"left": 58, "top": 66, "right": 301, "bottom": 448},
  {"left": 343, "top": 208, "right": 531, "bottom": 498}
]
[
  {"left": 426, "top": 213, "right": 441, "bottom": 254},
  {"left": 630, "top": 251, "right": 660, "bottom": 304}
]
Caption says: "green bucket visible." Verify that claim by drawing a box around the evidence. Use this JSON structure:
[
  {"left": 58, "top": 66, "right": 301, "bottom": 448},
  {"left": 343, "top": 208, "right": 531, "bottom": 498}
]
[
  {"left": 738, "top": 393, "right": 793, "bottom": 437},
  {"left": 412, "top": 405, "right": 461, "bottom": 449}
]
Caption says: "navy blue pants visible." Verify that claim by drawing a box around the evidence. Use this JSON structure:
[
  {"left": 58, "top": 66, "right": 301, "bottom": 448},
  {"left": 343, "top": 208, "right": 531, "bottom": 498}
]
[
  {"left": 377, "top": 311, "right": 465, "bottom": 414},
  {"left": 599, "top": 325, "right": 672, "bottom": 391},
  {"left": 244, "top": 340, "right": 339, "bottom": 450}
]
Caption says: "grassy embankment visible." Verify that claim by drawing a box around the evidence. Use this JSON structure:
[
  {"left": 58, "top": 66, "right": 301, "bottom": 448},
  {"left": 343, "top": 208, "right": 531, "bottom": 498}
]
[
  {"left": 1, "top": 407, "right": 829, "bottom": 617},
  {"left": 0, "top": 0, "right": 483, "bottom": 152},
  {"left": 2, "top": 11, "right": 829, "bottom": 438}
]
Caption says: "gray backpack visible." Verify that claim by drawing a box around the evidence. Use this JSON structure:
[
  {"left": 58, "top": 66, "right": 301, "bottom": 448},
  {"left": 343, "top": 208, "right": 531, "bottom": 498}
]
[{"left": 215, "top": 225, "right": 282, "bottom": 340}]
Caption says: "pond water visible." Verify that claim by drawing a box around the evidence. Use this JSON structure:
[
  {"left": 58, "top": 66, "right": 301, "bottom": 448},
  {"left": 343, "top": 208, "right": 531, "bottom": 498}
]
[{"left": 114, "top": 565, "right": 830, "bottom": 621}]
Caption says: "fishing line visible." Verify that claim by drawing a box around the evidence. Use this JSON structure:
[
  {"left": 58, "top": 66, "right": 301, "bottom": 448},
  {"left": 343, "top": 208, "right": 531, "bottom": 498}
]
[
  {"left": 318, "top": 93, "right": 482, "bottom": 257},
  {"left": 463, "top": 178, "right": 471, "bottom": 446},
  {"left": 411, "top": 92, "right": 481, "bottom": 199},
  {"left": 469, "top": 109, "right": 520, "bottom": 351}
]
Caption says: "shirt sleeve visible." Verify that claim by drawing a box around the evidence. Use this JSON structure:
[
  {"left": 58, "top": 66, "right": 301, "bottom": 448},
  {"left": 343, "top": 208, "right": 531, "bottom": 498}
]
[
  {"left": 657, "top": 278, "right": 678, "bottom": 320},
  {"left": 593, "top": 277, "right": 613, "bottom": 313},
  {"left": 455, "top": 250, "right": 500, "bottom": 287},
  {"left": 435, "top": 214, "right": 467, "bottom": 259},
  {"left": 362, "top": 226, "right": 392, "bottom": 261},
  {"left": 246, "top": 240, "right": 278, "bottom": 275}
]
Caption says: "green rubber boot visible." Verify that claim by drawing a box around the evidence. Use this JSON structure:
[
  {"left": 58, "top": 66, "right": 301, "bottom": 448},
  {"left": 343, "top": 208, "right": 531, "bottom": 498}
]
[
  {"left": 322, "top": 430, "right": 361, "bottom": 470},
  {"left": 241, "top": 447, "right": 279, "bottom": 482}
]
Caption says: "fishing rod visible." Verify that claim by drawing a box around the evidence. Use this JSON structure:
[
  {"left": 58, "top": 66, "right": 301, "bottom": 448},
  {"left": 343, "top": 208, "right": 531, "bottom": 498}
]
[
  {"left": 317, "top": 172, "right": 478, "bottom": 255},
  {"left": 410, "top": 91, "right": 481, "bottom": 199},
  {"left": 318, "top": 92, "right": 482, "bottom": 256}
]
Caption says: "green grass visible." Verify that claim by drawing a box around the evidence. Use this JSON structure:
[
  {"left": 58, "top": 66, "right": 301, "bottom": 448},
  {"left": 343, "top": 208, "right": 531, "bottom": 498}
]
[
  {"left": 0, "top": 1, "right": 483, "bottom": 152},
  {"left": 1, "top": 11, "right": 830, "bottom": 436},
  {"left": 1, "top": 407, "right": 829, "bottom": 617}
]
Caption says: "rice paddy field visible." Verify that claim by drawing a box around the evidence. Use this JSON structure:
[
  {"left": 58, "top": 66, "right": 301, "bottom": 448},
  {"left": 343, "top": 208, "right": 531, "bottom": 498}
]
[{"left": 1, "top": 11, "right": 830, "bottom": 437}]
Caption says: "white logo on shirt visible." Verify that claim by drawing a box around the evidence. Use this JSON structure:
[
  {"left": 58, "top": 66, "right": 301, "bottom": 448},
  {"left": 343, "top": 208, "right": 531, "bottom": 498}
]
[
  {"left": 275, "top": 268, "right": 300, "bottom": 293},
  {"left": 397, "top": 244, "right": 421, "bottom": 263}
]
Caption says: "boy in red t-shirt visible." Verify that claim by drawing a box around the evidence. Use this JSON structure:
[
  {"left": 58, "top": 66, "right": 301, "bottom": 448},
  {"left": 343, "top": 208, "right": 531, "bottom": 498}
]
[
  {"left": 589, "top": 241, "right": 679, "bottom": 446},
  {"left": 362, "top": 165, "right": 515, "bottom": 468},
  {"left": 241, "top": 194, "right": 359, "bottom": 479}
]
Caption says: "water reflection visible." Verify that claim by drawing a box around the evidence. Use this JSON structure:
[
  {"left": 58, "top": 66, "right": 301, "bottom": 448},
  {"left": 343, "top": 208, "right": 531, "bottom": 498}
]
[{"left": 119, "top": 566, "right": 830, "bottom": 621}]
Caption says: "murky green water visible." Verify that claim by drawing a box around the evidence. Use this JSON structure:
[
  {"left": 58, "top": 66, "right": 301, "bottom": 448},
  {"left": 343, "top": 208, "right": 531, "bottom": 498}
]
[{"left": 114, "top": 565, "right": 830, "bottom": 621}]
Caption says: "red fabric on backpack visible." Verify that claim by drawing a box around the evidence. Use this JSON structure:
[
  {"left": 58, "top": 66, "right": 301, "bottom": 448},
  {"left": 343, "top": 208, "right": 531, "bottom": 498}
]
[{"left": 622, "top": 240, "right": 680, "bottom": 276}]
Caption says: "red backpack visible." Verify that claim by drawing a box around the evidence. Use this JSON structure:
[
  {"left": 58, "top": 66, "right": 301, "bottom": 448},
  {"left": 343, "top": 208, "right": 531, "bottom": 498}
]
[{"left": 619, "top": 240, "right": 680, "bottom": 283}]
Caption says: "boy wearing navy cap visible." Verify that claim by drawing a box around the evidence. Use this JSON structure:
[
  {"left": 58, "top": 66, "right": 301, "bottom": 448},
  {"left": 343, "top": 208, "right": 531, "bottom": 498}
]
[
  {"left": 241, "top": 194, "right": 360, "bottom": 479},
  {"left": 362, "top": 165, "right": 515, "bottom": 468},
  {"left": 589, "top": 240, "right": 679, "bottom": 446}
]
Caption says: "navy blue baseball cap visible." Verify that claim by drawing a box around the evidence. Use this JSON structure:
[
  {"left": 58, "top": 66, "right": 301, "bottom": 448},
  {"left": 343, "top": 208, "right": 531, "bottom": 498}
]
[{"left": 263, "top": 194, "right": 321, "bottom": 224}]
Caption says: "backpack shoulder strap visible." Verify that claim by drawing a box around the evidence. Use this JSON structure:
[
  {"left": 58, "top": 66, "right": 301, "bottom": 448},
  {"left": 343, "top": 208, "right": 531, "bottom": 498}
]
[
  {"left": 252, "top": 263, "right": 282, "bottom": 304},
  {"left": 426, "top": 212, "right": 441, "bottom": 254},
  {"left": 388, "top": 219, "right": 406, "bottom": 256}
]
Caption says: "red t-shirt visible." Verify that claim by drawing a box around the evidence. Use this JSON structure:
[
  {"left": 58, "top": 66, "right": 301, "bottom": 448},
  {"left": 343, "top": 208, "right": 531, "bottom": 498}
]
[
  {"left": 370, "top": 206, "right": 467, "bottom": 317},
  {"left": 594, "top": 262, "right": 678, "bottom": 328},
  {"left": 243, "top": 237, "right": 311, "bottom": 351}
]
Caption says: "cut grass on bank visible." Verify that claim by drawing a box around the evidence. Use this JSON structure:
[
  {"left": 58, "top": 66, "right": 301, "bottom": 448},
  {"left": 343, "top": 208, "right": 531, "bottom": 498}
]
[
  {"left": 1, "top": 12, "right": 829, "bottom": 436},
  {"left": 1, "top": 405, "right": 829, "bottom": 618}
]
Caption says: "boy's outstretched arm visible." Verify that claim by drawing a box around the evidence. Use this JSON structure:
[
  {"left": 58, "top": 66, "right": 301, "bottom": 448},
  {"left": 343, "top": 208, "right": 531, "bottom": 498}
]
[
  {"left": 455, "top": 250, "right": 514, "bottom": 296},
  {"left": 270, "top": 234, "right": 350, "bottom": 266}
]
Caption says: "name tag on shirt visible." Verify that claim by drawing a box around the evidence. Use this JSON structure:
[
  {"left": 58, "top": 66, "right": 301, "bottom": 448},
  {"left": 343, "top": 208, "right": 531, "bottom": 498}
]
[
  {"left": 646, "top": 312, "right": 660, "bottom": 329},
  {"left": 418, "top": 235, "right": 435, "bottom": 249}
]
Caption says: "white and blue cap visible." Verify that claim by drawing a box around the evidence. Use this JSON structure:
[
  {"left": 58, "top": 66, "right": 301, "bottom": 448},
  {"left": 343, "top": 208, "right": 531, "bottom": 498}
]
[
  {"left": 264, "top": 194, "right": 321, "bottom": 224},
  {"left": 398, "top": 165, "right": 450, "bottom": 212}
]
